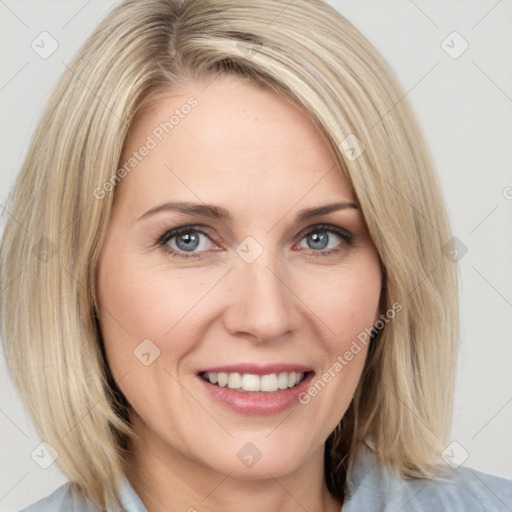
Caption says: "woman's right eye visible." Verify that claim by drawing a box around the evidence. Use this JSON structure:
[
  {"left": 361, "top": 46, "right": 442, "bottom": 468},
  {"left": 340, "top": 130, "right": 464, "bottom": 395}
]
[{"left": 159, "top": 226, "right": 216, "bottom": 258}]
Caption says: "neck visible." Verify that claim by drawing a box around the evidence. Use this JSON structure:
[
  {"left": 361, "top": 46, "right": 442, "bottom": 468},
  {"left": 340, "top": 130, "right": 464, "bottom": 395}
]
[{"left": 123, "top": 426, "right": 342, "bottom": 512}]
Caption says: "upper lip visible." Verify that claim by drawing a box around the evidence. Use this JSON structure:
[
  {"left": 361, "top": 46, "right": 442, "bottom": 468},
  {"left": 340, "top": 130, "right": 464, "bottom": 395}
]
[{"left": 197, "top": 363, "right": 314, "bottom": 375}]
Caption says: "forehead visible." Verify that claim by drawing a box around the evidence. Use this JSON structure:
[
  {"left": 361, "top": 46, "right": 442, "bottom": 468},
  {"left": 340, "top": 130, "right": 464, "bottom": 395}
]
[{"left": 115, "top": 75, "right": 353, "bottom": 217}]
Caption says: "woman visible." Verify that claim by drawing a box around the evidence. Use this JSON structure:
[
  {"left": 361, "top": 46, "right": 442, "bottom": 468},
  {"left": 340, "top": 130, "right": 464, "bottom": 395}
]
[{"left": 1, "top": 0, "right": 511, "bottom": 511}]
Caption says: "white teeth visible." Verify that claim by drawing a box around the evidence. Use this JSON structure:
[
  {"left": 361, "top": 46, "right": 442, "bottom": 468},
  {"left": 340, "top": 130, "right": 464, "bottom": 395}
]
[
  {"left": 202, "top": 371, "right": 306, "bottom": 392},
  {"left": 228, "top": 372, "right": 242, "bottom": 389},
  {"left": 260, "top": 373, "right": 278, "bottom": 392},
  {"left": 217, "top": 372, "right": 228, "bottom": 387},
  {"left": 277, "top": 372, "right": 289, "bottom": 389},
  {"left": 241, "top": 373, "right": 260, "bottom": 391}
]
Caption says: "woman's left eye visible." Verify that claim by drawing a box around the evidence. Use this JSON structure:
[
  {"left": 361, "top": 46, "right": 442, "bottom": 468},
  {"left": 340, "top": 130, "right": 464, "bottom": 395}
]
[
  {"left": 158, "top": 224, "right": 353, "bottom": 259},
  {"left": 296, "top": 225, "right": 353, "bottom": 255}
]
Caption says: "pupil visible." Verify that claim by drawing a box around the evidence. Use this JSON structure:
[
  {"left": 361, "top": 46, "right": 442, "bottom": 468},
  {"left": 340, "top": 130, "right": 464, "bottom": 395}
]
[
  {"left": 176, "top": 232, "right": 199, "bottom": 251},
  {"left": 308, "top": 232, "right": 328, "bottom": 250}
]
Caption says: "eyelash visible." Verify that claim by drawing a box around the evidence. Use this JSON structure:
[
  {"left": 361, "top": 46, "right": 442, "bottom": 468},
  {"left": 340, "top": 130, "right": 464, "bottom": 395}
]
[{"left": 157, "top": 223, "right": 354, "bottom": 259}]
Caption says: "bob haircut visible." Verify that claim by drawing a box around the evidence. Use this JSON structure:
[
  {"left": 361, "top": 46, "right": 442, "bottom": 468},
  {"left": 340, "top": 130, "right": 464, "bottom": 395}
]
[{"left": 0, "top": 0, "right": 458, "bottom": 508}]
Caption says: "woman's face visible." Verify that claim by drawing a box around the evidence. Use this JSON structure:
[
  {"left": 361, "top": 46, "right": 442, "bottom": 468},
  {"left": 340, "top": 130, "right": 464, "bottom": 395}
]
[{"left": 97, "top": 75, "right": 382, "bottom": 480}]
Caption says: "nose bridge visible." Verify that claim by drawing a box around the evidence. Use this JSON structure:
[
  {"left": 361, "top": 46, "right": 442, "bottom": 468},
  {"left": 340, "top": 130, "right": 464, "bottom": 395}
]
[{"left": 224, "top": 246, "right": 297, "bottom": 341}]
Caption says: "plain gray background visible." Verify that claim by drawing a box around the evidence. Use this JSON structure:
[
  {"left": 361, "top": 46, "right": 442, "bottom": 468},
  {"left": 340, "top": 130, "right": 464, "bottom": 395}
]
[{"left": 1, "top": 0, "right": 511, "bottom": 510}]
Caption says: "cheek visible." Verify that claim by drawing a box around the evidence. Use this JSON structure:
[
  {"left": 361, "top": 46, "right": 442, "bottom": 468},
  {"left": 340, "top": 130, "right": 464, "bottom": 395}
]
[
  {"left": 295, "top": 266, "right": 381, "bottom": 423},
  {"left": 98, "top": 238, "right": 188, "bottom": 336},
  {"left": 95, "top": 253, "right": 202, "bottom": 418},
  {"left": 96, "top": 243, "right": 169, "bottom": 368},
  {"left": 306, "top": 260, "right": 382, "bottom": 344},
  {"left": 96, "top": 248, "right": 224, "bottom": 373},
  {"left": 298, "top": 256, "right": 381, "bottom": 402}
]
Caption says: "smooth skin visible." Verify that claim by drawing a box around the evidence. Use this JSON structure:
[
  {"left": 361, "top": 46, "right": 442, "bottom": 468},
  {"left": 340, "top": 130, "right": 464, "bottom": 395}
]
[{"left": 96, "top": 75, "right": 382, "bottom": 512}]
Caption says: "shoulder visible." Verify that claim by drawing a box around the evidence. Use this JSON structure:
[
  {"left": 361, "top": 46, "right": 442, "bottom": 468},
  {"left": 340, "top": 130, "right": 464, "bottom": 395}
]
[
  {"left": 19, "top": 483, "right": 100, "bottom": 512},
  {"left": 396, "top": 465, "right": 512, "bottom": 511},
  {"left": 344, "top": 446, "right": 512, "bottom": 511}
]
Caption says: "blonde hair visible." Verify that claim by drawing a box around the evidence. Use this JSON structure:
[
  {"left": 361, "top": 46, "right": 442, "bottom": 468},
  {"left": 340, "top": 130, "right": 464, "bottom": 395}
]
[{"left": 0, "top": 0, "right": 458, "bottom": 508}]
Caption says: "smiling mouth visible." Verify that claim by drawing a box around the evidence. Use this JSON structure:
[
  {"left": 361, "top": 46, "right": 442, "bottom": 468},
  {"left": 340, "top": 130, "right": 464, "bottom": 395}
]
[{"left": 199, "top": 371, "right": 312, "bottom": 393}]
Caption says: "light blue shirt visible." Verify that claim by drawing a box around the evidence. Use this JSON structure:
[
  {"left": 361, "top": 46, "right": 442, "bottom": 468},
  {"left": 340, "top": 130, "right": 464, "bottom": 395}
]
[{"left": 21, "top": 447, "right": 512, "bottom": 511}]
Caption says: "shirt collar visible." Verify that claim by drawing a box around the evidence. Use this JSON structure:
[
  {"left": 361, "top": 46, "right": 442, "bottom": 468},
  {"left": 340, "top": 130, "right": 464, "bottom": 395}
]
[{"left": 111, "top": 477, "right": 148, "bottom": 512}]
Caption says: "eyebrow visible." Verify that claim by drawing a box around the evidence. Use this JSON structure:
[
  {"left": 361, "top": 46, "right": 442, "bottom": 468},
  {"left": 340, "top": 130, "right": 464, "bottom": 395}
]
[{"left": 137, "top": 200, "right": 358, "bottom": 223}]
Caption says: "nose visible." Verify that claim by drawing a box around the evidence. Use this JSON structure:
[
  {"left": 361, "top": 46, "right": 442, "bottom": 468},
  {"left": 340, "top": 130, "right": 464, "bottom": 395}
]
[{"left": 222, "top": 254, "right": 301, "bottom": 343}]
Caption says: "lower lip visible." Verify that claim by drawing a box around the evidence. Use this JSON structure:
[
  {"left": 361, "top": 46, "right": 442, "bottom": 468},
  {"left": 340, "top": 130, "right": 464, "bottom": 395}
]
[{"left": 197, "top": 372, "right": 315, "bottom": 416}]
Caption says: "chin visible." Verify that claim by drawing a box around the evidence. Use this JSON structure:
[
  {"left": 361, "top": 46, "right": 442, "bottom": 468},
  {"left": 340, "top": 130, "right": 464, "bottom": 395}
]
[{"left": 192, "top": 432, "right": 318, "bottom": 480}]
